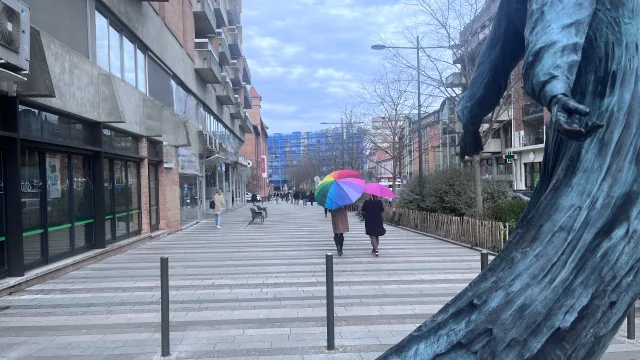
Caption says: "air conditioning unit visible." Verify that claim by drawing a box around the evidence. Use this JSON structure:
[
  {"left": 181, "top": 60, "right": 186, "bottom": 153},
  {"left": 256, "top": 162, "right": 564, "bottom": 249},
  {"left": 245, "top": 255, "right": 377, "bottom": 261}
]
[
  {"left": 229, "top": 60, "right": 238, "bottom": 68},
  {"left": 233, "top": 95, "right": 240, "bottom": 103},
  {"left": 227, "top": 26, "right": 237, "bottom": 33},
  {"left": 0, "top": 0, "right": 30, "bottom": 74},
  {"left": 216, "top": 29, "right": 223, "bottom": 37}
]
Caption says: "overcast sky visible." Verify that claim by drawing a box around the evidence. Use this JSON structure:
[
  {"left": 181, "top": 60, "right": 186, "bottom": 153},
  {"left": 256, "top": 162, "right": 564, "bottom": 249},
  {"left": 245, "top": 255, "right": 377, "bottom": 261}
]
[{"left": 242, "top": 0, "right": 414, "bottom": 134}]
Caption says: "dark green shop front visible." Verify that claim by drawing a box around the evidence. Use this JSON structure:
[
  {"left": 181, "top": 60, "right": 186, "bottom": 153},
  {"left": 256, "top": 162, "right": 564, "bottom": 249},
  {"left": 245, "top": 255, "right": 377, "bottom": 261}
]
[{"left": 0, "top": 96, "right": 153, "bottom": 279}]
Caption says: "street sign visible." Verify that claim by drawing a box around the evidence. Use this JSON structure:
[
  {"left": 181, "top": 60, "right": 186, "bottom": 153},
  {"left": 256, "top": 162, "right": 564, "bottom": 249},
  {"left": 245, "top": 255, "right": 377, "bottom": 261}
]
[
  {"left": 503, "top": 151, "right": 515, "bottom": 164},
  {"left": 402, "top": 174, "right": 408, "bottom": 182}
]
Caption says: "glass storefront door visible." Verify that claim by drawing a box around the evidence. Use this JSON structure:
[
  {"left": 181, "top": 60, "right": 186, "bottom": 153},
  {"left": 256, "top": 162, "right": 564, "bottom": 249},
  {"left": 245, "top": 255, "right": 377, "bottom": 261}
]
[
  {"left": 20, "top": 150, "right": 95, "bottom": 269},
  {"left": 179, "top": 175, "right": 200, "bottom": 226},
  {"left": 149, "top": 163, "right": 159, "bottom": 232},
  {"left": 104, "top": 158, "right": 141, "bottom": 243},
  {"left": 524, "top": 162, "right": 541, "bottom": 191}
]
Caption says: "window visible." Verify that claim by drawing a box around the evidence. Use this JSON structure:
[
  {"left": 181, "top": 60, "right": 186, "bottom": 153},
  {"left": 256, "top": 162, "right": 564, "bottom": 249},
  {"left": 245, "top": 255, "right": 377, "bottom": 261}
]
[
  {"left": 136, "top": 49, "right": 146, "bottom": 92},
  {"left": 96, "top": 12, "right": 109, "bottom": 71},
  {"left": 102, "top": 128, "right": 139, "bottom": 155},
  {"left": 105, "top": 159, "right": 140, "bottom": 242},
  {"left": 147, "top": 56, "right": 173, "bottom": 107},
  {"left": 109, "top": 25, "right": 121, "bottom": 78},
  {"left": 95, "top": 10, "right": 147, "bottom": 92},
  {"left": 123, "top": 36, "right": 136, "bottom": 86}
]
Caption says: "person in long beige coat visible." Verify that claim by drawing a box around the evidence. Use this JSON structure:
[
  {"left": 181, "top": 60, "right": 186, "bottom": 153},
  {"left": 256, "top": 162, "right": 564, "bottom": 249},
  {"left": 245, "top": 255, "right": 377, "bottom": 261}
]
[
  {"left": 330, "top": 207, "right": 349, "bottom": 256},
  {"left": 213, "top": 189, "right": 225, "bottom": 229}
]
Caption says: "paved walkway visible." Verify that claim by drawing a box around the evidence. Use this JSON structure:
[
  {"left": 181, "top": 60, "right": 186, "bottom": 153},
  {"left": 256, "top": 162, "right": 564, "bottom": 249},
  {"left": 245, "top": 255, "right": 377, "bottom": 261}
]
[{"left": 0, "top": 203, "right": 639, "bottom": 359}]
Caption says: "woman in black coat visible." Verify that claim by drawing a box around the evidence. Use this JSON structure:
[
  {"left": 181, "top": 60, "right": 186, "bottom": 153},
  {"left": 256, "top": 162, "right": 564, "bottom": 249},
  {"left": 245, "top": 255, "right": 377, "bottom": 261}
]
[{"left": 361, "top": 195, "right": 385, "bottom": 256}]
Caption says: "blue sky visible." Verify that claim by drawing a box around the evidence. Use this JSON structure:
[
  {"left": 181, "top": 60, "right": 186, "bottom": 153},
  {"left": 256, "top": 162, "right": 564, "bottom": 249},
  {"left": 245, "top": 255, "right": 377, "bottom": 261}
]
[{"left": 242, "top": 0, "right": 414, "bottom": 134}]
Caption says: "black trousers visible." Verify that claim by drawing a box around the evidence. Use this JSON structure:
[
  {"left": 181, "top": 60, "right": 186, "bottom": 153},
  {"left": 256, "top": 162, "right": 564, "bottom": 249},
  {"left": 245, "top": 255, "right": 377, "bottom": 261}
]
[{"left": 334, "top": 233, "right": 344, "bottom": 248}]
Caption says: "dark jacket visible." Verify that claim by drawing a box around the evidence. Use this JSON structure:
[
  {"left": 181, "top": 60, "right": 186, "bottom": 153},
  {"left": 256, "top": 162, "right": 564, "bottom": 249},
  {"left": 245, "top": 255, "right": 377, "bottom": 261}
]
[
  {"left": 293, "top": 191, "right": 300, "bottom": 200},
  {"left": 251, "top": 193, "right": 258, "bottom": 202},
  {"left": 361, "top": 199, "right": 386, "bottom": 237}
]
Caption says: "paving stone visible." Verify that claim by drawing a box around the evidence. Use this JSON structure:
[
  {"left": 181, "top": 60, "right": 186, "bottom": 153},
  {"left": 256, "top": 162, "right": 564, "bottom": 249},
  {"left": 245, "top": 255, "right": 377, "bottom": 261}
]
[{"left": 0, "top": 204, "right": 637, "bottom": 359}]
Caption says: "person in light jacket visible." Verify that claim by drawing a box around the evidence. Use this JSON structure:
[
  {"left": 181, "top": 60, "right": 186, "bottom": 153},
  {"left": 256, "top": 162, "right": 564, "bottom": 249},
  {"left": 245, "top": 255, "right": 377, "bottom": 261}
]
[
  {"left": 213, "top": 189, "right": 225, "bottom": 229},
  {"left": 330, "top": 207, "right": 349, "bottom": 256}
]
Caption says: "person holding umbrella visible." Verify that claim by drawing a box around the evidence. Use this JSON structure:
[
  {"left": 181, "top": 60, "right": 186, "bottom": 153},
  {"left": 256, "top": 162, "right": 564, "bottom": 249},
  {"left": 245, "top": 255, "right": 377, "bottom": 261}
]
[
  {"left": 361, "top": 194, "right": 386, "bottom": 256},
  {"left": 330, "top": 207, "right": 349, "bottom": 256},
  {"left": 315, "top": 170, "right": 366, "bottom": 257}
]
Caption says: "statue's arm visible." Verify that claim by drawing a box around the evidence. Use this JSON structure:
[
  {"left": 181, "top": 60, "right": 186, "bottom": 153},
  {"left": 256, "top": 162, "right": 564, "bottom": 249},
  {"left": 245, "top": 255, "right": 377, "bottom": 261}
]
[
  {"left": 523, "top": 0, "right": 596, "bottom": 108},
  {"left": 456, "top": 0, "right": 526, "bottom": 158}
]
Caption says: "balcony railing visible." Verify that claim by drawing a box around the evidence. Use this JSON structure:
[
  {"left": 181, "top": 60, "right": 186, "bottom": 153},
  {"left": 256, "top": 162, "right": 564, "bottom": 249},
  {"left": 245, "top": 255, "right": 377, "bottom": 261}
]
[
  {"left": 193, "top": 0, "right": 216, "bottom": 37},
  {"left": 216, "top": 29, "right": 231, "bottom": 67},
  {"left": 242, "top": 56, "right": 252, "bottom": 85},
  {"left": 194, "top": 40, "right": 221, "bottom": 84},
  {"left": 240, "top": 111, "right": 253, "bottom": 133},
  {"left": 227, "top": 26, "right": 242, "bottom": 59},
  {"left": 242, "top": 84, "right": 252, "bottom": 109},
  {"left": 215, "top": 75, "right": 234, "bottom": 105},
  {"left": 212, "top": 0, "right": 228, "bottom": 29},
  {"left": 230, "top": 96, "right": 243, "bottom": 120},
  {"left": 227, "top": 0, "right": 241, "bottom": 26},
  {"left": 521, "top": 134, "right": 544, "bottom": 147},
  {"left": 228, "top": 60, "right": 242, "bottom": 88}
]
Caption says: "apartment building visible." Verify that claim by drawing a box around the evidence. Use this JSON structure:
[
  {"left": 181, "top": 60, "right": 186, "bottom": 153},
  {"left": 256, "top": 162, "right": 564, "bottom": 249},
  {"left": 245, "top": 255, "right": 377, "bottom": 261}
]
[
  {"left": 443, "top": 0, "right": 545, "bottom": 191},
  {"left": 239, "top": 86, "right": 270, "bottom": 197},
  {"left": 0, "top": 0, "right": 255, "bottom": 279},
  {"left": 268, "top": 128, "right": 367, "bottom": 189}
]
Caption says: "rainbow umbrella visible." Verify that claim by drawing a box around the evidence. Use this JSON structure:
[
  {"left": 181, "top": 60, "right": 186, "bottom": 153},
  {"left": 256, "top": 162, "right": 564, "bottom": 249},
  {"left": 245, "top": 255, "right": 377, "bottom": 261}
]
[{"left": 315, "top": 170, "right": 365, "bottom": 210}]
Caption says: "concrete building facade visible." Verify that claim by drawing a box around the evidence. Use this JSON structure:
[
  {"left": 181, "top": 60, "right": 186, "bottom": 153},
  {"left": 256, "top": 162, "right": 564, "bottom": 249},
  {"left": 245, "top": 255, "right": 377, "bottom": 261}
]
[{"left": 0, "top": 0, "right": 256, "bottom": 279}]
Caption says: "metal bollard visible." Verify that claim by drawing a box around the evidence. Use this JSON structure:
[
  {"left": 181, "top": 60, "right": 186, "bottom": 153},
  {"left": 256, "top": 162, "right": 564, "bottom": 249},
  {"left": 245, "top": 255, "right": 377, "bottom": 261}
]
[
  {"left": 480, "top": 251, "right": 489, "bottom": 272},
  {"left": 161, "top": 257, "right": 171, "bottom": 357},
  {"left": 628, "top": 303, "right": 636, "bottom": 340},
  {"left": 326, "top": 253, "right": 335, "bottom": 350}
]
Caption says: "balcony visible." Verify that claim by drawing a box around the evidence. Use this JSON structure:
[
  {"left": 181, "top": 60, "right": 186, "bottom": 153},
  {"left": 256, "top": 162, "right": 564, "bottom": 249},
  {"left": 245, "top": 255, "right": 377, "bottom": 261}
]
[
  {"left": 242, "top": 84, "right": 252, "bottom": 109},
  {"left": 446, "top": 72, "right": 465, "bottom": 88},
  {"left": 194, "top": 40, "right": 221, "bottom": 84},
  {"left": 242, "top": 56, "right": 252, "bottom": 85},
  {"left": 215, "top": 75, "right": 234, "bottom": 105},
  {"left": 227, "top": 26, "right": 242, "bottom": 59},
  {"left": 483, "top": 138, "right": 502, "bottom": 153},
  {"left": 193, "top": 0, "right": 216, "bottom": 38},
  {"left": 212, "top": 0, "right": 228, "bottom": 29},
  {"left": 230, "top": 96, "right": 243, "bottom": 120},
  {"left": 227, "top": 0, "right": 241, "bottom": 26},
  {"left": 523, "top": 102, "right": 544, "bottom": 120},
  {"left": 240, "top": 111, "right": 253, "bottom": 133},
  {"left": 216, "top": 30, "right": 231, "bottom": 67},
  {"left": 228, "top": 60, "right": 243, "bottom": 88}
]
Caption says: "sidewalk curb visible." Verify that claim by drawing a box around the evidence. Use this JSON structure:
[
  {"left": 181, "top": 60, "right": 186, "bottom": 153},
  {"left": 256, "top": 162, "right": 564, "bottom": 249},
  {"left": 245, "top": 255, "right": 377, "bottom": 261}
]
[
  {"left": 385, "top": 223, "right": 499, "bottom": 256},
  {"left": 0, "top": 230, "right": 167, "bottom": 297}
]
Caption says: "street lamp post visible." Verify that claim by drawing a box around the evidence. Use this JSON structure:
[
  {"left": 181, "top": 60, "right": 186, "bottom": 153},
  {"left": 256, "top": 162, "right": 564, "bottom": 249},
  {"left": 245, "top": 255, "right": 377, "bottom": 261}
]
[{"left": 371, "top": 39, "right": 458, "bottom": 186}]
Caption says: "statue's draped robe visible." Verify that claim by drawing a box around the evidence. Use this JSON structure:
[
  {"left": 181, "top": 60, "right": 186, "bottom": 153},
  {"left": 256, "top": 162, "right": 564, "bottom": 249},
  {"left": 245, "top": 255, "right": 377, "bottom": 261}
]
[{"left": 379, "top": 0, "right": 640, "bottom": 359}]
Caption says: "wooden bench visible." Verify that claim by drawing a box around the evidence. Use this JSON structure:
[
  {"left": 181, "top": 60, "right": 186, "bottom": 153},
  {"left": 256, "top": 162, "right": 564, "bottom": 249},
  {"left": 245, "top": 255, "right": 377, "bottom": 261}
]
[
  {"left": 255, "top": 205, "right": 268, "bottom": 218},
  {"left": 249, "top": 208, "right": 265, "bottom": 224}
]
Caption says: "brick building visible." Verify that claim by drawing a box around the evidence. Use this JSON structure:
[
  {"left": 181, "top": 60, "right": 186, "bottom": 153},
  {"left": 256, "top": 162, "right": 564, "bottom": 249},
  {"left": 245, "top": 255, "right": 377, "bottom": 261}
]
[
  {"left": 0, "top": 0, "right": 256, "bottom": 280},
  {"left": 240, "top": 86, "right": 271, "bottom": 197}
]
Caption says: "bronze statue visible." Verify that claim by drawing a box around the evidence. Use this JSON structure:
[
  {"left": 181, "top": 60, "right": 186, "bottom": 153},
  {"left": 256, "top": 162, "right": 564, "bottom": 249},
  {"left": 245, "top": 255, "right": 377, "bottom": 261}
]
[{"left": 379, "top": 0, "right": 637, "bottom": 358}]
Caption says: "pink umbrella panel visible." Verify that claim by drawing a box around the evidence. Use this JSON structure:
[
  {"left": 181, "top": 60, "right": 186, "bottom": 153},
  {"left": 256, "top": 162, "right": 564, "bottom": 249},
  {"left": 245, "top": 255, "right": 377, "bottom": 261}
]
[{"left": 363, "top": 183, "right": 396, "bottom": 199}]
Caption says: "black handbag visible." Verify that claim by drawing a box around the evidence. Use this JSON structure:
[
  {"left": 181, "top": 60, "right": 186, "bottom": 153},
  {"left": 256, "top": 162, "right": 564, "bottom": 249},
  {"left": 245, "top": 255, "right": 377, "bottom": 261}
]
[{"left": 209, "top": 200, "right": 215, "bottom": 209}]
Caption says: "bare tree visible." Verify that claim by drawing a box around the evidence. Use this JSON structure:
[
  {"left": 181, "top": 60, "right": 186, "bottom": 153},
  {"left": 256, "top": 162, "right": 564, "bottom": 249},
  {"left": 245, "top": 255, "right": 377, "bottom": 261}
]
[
  {"left": 379, "top": 0, "right": 514, "bottom": 218},
  {"left": 245, "top": 166, "right": 261, "bottom": 195},
  {"left": 358, "top": 66, "right": 416, "bottom": 193}
]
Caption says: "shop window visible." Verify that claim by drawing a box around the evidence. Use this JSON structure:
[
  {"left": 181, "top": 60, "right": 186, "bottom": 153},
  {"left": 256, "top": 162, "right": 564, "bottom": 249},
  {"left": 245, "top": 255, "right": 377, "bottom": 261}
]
[
  {"left": 147, "top": 141, "right": 163, "bottom": 161},
  {"left": 105, "top": 159, "right": 141, "bottom": 243},
  {"left": 73, "top": 155, "right": 94, "bottom": 249},
  {"left": 102, "top": 128, "right": 139, "bottom": 155},
  {"left": 18, "top": 106, "right": 95, "bottom": 147},
  {"left": 128, "top": 162, "right": 140, "bottom": 235},
  {"left": 149, "top": 163, "right": 159, "bottom": 232},
  {"left": 46, "top": 153, "right": 71, "bottom": 259},
  {"left": 21, "top": 150, "right": 43, "bottom": 266},
  {"left": 103, "top": 159, "right": 113, "bottom": 242}
]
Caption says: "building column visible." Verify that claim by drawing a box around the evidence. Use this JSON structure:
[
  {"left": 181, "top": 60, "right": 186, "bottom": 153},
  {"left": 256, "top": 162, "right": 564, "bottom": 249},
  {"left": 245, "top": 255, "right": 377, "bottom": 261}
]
[{"left": 1, "top": 95, "right": 24, "bottom": 277}]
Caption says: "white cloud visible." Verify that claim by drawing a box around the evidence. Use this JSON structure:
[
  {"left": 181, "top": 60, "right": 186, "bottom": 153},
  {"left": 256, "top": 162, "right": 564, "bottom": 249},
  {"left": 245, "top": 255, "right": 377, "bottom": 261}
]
[
  {"left": 261, "top": 102, "right": 298, "bottom": 114},
  {"left": 313, "top": 68, "right": 352, "bottom": 80}
]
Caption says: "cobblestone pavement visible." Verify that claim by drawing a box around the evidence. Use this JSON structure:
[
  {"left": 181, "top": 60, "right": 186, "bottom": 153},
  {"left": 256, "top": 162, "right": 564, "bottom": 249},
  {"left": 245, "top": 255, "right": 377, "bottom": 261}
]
[{"left": 0, "top": 203, "right": 639, "bottom": 359}]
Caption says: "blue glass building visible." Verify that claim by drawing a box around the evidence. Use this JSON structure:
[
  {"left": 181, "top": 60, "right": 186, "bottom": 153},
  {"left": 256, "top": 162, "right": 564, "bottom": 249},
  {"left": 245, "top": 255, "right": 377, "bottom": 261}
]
[{"left": 268, "top": 128, "right": 367, "bottom": 189}]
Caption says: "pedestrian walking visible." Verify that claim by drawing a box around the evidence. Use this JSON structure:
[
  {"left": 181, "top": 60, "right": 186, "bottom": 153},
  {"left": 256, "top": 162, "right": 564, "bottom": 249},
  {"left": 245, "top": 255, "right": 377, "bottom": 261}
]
[
  {"left": 330, "top": 207, "right": 349, "bottom": 256},
  {"left": 213, "top": 189, "right": 225, "bottom": 229},
  {"left": 361, "top": 195, "right": 386, "bottom": 256},
  {"left": 293, "top": 190, "right": 300, "bottom": 205},
  {"left": 302, "top": 190, "right": 308, "bottom": 206},
  {"left": 309, "top": 191, "right": 315, "bottom": 206},
  {"left": 251, "top": 193, "right": 258, "bottom": 206}
]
